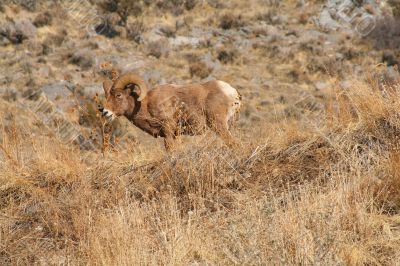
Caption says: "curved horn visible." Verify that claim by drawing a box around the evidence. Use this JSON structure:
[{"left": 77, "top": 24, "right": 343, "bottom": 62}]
[{"left": 113, "top": 73, "right": 148, "bottom": 101}]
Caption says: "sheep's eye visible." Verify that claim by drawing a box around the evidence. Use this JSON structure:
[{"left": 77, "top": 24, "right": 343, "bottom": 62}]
[{"left": 116, "top": 93, "right": 123, "bottom": 99}]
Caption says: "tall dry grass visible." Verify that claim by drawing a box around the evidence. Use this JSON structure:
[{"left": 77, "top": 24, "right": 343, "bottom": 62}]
[{"left": 1, "top": 75, "right": 400, "bottom": 264}]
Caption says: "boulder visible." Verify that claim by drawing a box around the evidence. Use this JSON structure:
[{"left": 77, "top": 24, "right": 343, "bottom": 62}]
[
  {"left": 314, "top": 81, "right": 330, "bottom": 91},
  {"left": 42, "top": 81, "right": 75, "bottom": 98},
  {"left": 0, "top": 19, "right": 37, "bottom": 44},
  {"left": 169, "top": 36, "right": 204, "bottom": 48},
  {"left": 319, "top": 9, "right": 341, "bottom": 30}
]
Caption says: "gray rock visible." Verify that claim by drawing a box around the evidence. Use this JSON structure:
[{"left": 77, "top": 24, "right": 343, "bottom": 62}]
[
  {"left": 159, "top": 25, "right": 176, "bottom": 38},
  {"left": 95, "top": 53, "right": 147, "bottom": 76},
  {"left": 35, "top": 66, "right": 52, "bottom": 79},
  {"left": 169, "top": 36, "right": 204, "bottom": 48},
  {"left": 298, "top": 30, "right": 326, "bottom": 43},
  {"left": 142, "top": 27, "right": 165, "bottom": 43},
  {"left": 0, "top": 19, "right": 37, "bottom": 44},
  {"left": 0, "top": 35, "right": 10, "bottom": 46},
  {"left": 147, "top": 39, "right": 170, "bottom": 58},
  {"left": 314, "top": 81, "right": 329, "bottom": 91},
  {"left": 42, "top": 81, "right": 75, "bottom": 103},
  {"left": 317, "top": 0, "right": 384, "bottom": 35},
  {"left": 143, "top": 70, "right": 163, "bottom": 85},
  {"left": 200, "top": 52, "right": 221, "bottom": 73},
  {"left": 340, "top": 80, "right": 352, "bottom": 90},
  {"left": 381, "top": 66, "right": 400, "bottom": 84},
  {"left": 24, "top": 91, "right": 87, "bottom": 148},
  {"left": 14, "top": 19, "right": 37, "bottom": 38},
  {"left": 81, "top": 84, "right": 103, "bottom": 97},
  {"left": 319, "top": 9, "right": 341, "bottom": 30},
  {"left": 26, "top": 40, "right": 44, "bottom": 56},
  {"left": 175, "top": 18, "right": 185, "bottom": 30},
  {"left": 191, "top": 27, "right": 213, "bottom": 40}
]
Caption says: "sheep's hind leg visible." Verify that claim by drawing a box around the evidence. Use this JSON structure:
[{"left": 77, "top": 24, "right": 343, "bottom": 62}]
[{"left": 207, "top": 118, "right": 239, "bottom": 148}]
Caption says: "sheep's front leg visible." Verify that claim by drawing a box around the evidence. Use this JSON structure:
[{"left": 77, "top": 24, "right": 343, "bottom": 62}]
[
  {"left": 217, "top": 128, "right": 239, "bottom": 148},
  {"left": 163, "top": 135, "right": 176, "bottom": 152},
  {"left": 208, "top": 117, "right": 239, "bottom": 148},
  {"left": 162, "top": 120, "right": 178, "bottom": 152}
]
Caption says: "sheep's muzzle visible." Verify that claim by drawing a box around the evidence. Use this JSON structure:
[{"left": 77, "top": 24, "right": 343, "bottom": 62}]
[{"left": 98, "top": 105, "right": 116, "bottom": 121}]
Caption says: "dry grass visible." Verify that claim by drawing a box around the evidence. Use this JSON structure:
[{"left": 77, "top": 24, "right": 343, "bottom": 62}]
[
  {"left": 2, "top": 0, "right": 400, "bottom": 264},
  {"left": 1, "top": 74, "right": 400, "bottom": 265}
]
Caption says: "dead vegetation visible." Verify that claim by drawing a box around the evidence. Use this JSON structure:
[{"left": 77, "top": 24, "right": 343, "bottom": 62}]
[
  {"left": 2, "top": 0, "right": 400, "bottom": 264},
  {"left": 97, "top": 0, "right": 200, "bottom": 22},
  {"left": 219, "top": 13, "right": 245, "bottom": 30},
  {"left": 366, "top": 15, "right": 400, "bottom": 49},
  {"left": 189, "top": 60, "right": 213, "bottom": 78},
  {"left": 1, "top": 75, "right": 400, "bottom": 264}
]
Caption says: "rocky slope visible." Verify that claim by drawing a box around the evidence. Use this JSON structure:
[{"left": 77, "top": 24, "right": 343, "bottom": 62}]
[
  {"left": 2, "top": 1, "right": 400, "bottom": 264},
  {"left": 1, "top": 0, "right": 399, "bottom": 151}
]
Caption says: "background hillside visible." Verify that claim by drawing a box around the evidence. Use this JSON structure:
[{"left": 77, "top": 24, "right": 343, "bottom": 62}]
[{"left": 1, "top": 0, "right": 400, "bottom": 264}]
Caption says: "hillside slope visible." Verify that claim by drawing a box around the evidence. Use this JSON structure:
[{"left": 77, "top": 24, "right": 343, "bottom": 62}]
[{"left": 1, "top": 0, "right": 400, "bottom": 264}]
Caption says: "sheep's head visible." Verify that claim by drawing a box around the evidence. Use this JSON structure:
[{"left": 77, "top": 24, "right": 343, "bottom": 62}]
[{"left": 99, "top": 73, "right": 148, "bottom": 120}]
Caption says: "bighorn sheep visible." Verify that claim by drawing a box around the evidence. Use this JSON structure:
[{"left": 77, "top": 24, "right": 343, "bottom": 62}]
[{"left": 99, "top": 73, "right": 241, "bottom": 150}]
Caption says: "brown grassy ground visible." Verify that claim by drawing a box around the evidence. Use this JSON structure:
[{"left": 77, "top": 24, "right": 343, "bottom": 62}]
[{"left": 2, "top": 76, "right": 400, "bottom": 265}]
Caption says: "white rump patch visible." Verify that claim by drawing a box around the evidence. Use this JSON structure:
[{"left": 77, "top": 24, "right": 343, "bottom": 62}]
[
  {"left": 216, "top": 80, "right": 242, "bottom": 123},
  {"left": 217, "top": 80, "right": 238, "bottom": 99}
]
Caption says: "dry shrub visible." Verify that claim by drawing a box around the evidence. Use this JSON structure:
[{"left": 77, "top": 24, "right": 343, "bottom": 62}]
[
  {"left": 219, "top": 13, "right": 245, "bottom": 30},
  {"left": 42, "top": 28, "right": 67, "bottom": 48},
  {"left": 189, "top": 61, "right": 213, "bottom": 78},
  {"left": 147, "top": 40, "right": 169, "bottom": 58},
  {"left": 250, "top": 134, "right": 337, "bottom": 191},
  {"left": 97, "top": 0, "right": 198, "bottom": 21},
  {"left": 206, "top": 0, "right": 224, "bottom": 9},
  {"left": 265, "top": 176, "right": 400, "bottom": 265},
  {"left": 68, "top": 49, "right": 94, "bottom": 70},
  {"left": 389, "top": 0, "right": 400, "bottom": 18},
  {"left": 376, "top": 149, "right": 400, "bottom": 214},
  {"left": 217, "top": 49, "right": 237, "bottom": 64},
  {"left": 0, "top": 128, "right": 88, "bottom": 264},
  {"left": 382, "top": 51, "right": 399, "bottom": 67},
  {"left": 298, "top": 12, "right": 310, "bottom": 25},
  {"left": 97, "top": 0, "right": 148, "bottom": 24},
  {"left": 365, "top": 16, "right": 400, "bottom": 49},
  {"left": 33, "top": 11, "right": 52, "bottom": 28},
  {"left": 155, "top": 0, "right": 198, "bottom": 15},
  {"left": 307, "top": 56, "right": 341, "bottom": 76},
  {"left": 126, "top": 20, "right": 145, "bottom": 43},
  {"left": 257, "top": 10, "right": 283, "bottom": 25},
  {"left": 18, "top": 0, "right": 37, "bottom": 11},
  {"left": 184, "top": 0, "right": 197, "bottom": 10}
]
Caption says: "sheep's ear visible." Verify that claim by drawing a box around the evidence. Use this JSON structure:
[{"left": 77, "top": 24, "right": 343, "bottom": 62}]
[
  {"left": 103, "top": 80, "right": 113, "bottom": 98},
  {"left": 125, "top": 84, "right": 142, "bottom": 100}
]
